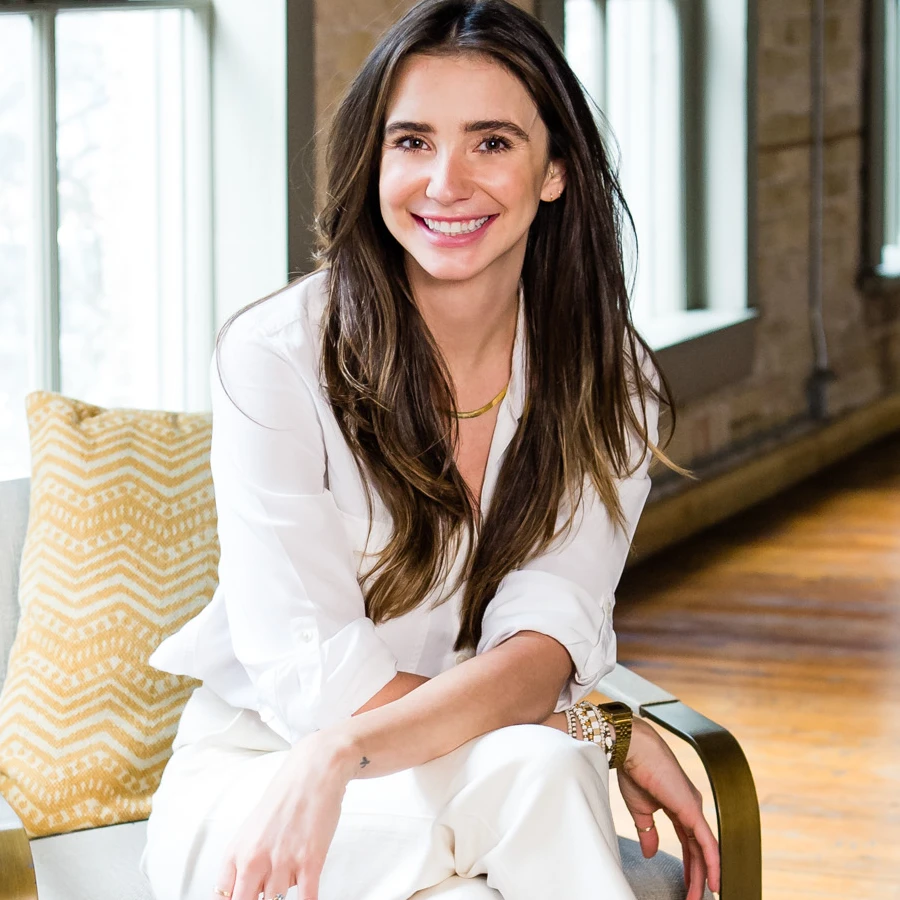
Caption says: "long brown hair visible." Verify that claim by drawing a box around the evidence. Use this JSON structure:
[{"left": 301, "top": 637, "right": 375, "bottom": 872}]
[
  {"left": 316, "top": 0, "right": 674, "bottom": 652},
  {"left": 217, "top": 0, "right": 675, "bottom": 653}
]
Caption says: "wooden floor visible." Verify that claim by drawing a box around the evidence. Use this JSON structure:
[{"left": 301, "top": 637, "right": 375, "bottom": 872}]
[{"left": 607, "top": 431, "right": 900, "bottom": 900}]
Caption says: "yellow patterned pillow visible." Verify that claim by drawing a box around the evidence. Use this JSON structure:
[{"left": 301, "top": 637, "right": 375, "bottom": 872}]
[{"left": 0, "top": 391, "right": 218, "bottom": 837}]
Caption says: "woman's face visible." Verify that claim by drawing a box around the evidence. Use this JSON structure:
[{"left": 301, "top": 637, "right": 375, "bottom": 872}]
[{"left": 379, "top": 52, "right": 564, "bottom": 288}]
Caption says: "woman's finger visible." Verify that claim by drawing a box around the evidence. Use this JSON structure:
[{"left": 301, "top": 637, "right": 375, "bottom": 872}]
[
  {"left": 230, "top": 865, "right": 265, "bottom": 900},
  {"left": 665, "top": 790, "right": 720, "bottom": 896},
  {"left": 210, "top": 858, "right": 237, "bottom": 900},
  {"left": 694, "top": 818, "right": 721, "bottom": 894},
  {"left": 295, "top": 866, "right": 321, "bottom": 900},
  {"left": 686, "top": 833, "right": 705, "bottom": 900},
  {"left": 673, "top": 818, "right": 711, "bottom": 900},
  {"left": 675, "top": 802, "right": 720, "bottom": 894},
  {"left": 679, "top": 819, "right": 705, "bottom": 900},
  {"left": 672, "top": 819, "right": 692, "bottom": 896},
  {"left": 260, "top": 867, "right": 294, "bottom": 900},
  {"left": 631, "top": 812, "right": 660, "bottom": 859}
]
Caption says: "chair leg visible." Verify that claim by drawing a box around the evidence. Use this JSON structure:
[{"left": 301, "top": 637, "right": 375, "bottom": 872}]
[{"left": 0, "top": 795, "right": 38, "bottom": 900}]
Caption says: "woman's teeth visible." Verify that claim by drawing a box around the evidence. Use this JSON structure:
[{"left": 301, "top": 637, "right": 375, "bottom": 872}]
[{"left": 423, "top": 216, "right": 490, "bottom": 235}]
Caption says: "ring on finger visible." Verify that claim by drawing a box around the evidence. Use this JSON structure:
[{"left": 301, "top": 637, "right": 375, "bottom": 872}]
[
  {"left": 636, "top": 823, "right": 656, "bottom": 833},
  {"left": 213, "top": 889, "right": 232, "bottom": 898}
]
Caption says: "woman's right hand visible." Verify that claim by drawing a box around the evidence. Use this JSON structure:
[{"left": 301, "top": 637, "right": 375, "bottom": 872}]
[
  {"left": 210, "top": 730, "right": 355, "bottom": 900},
  {"left": 616, "top": 717, "right": 721, "bottom": 900}
]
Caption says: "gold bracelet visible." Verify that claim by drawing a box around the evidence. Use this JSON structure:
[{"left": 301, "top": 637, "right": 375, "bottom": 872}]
[{"left": 597, "top": 701, "right": 633, "bottom": 769}]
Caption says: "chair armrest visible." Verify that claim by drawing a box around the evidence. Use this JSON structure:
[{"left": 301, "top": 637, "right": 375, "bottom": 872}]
[
  {"left": 0, "top": 794, "right": 38, "bottom": 900},
  {"left": 597, "top": 664, "right": 762, "bottom": 900}
]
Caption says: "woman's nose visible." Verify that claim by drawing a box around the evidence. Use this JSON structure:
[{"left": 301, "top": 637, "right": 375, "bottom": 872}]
[{"left": 425, "top": 151, "right": 473, "bottom": 205}]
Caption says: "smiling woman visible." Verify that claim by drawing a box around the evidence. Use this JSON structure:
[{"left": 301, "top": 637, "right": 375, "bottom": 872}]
[{"left": 139, "top": 2, "right": 720, "bottom": 900}]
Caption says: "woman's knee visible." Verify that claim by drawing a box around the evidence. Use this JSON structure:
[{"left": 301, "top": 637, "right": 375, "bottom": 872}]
[{"left": 469, "top": 722, "right": 607, "bottom": 789}]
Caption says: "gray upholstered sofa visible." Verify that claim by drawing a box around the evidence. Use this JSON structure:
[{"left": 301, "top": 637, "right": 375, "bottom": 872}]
[{"left": 0, "top": 476, "right": 759, "bottom": 900}]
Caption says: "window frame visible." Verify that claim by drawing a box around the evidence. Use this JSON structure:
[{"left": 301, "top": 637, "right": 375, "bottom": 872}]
[
  {"left": 863, "top": 0, "right": 900, "bottom": 291},
  {"left": 537, "top": 0, "right": 758, "bottom": 403},
  {"left": 0, "top": 0, "right": 214, "bottom": 414}
]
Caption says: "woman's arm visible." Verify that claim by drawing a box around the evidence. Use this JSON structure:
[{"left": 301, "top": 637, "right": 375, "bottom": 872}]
[
  {"left": 344, "top": 644, "right": 719, "bottom": 900},
  {"left": 351, "top": 651, "right": 572, "bottom": 735},
  {"left": 340, "top": 629, "right": 571, "bottom": 777},
  {"left": 217, "top": 628, "right": 719, "bottom": 900}
]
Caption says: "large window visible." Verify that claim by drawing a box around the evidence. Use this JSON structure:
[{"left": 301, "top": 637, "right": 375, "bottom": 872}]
[
  {"left": 555, "top": 0, "right": 751, "bottom": 347},
  {"left": 0, "top": 0, "right": 212, "bottom": 479}
]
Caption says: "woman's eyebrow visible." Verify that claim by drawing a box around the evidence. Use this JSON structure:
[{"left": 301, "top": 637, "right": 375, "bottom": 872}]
[
  {"left": 383, "top": 119, "right": 530, "bottom": 141},
  {"left": 465, "top": 120, "right": 531, "bottom": 142},
  {"left": 385, "top": 120, "right": 433, "bottom": 136}
]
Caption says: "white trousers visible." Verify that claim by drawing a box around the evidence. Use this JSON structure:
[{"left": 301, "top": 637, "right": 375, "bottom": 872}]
[{"left": 141, "top": 687, "right": 637, "bottom": 900}]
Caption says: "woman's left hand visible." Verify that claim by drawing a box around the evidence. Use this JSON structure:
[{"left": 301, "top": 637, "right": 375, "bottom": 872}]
[
  {"left": 210, "top": 731, "right": 353, "bottom": 900},
  {"left": 616, "top": 717, "right": 721, "bottom": 900}
]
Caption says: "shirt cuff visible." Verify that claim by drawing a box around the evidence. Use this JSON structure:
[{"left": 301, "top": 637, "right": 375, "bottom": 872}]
[
  {"left": 476, "top": 569, "right": 617, "bottom": 711},
  {"left": 259, "top": 616, "right": 398, "bottom": 743}
]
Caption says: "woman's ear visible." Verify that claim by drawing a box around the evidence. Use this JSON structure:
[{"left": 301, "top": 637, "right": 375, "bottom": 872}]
[{"left": 541, "top": 159, "right": 567, "bottom": 202}]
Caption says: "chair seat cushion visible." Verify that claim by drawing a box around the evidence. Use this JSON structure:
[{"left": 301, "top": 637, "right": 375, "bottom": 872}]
[
  {"left": 30, "top": 820, "right": 154, "bottom": 900},
  {"left": 29, "top": 821, "right": 708, "bottom": 900}
]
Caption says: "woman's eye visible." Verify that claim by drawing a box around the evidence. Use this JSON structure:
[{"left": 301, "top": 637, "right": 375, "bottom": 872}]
[
  {"left": 397, "top": 136, "right": 427, "bottom": 152},
  {"left": 479, "top": 136, "right": 510, "bottom": 153}
]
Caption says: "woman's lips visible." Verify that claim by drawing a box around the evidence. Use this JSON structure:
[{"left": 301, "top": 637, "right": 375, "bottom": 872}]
[{"left": 412, "top": 213, "right": 497, "bottom": 246}]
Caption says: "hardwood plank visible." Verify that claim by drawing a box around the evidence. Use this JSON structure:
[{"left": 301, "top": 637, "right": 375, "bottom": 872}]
[{"left": 609, "top": 432, "right": 900, "bottom": 899}]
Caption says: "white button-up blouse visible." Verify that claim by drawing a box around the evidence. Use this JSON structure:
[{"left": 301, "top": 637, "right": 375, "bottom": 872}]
[{"left": 149, "top": 271, "right": 658, "bottom": 746}]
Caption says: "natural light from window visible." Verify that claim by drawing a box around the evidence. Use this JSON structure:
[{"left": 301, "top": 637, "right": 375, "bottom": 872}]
[
  {"left": 564, "top": 0, "right": 685, "bottom": 329},
  {"left": 0, "top": 15, "right": 33, "bottom": 479},
  {"left": 883, "top": 0, "right": 900, "bottom": 274},
  {"left": 0, "top": 6, "right": 206, "bottom": 480},
  {"left": 57, "top": 10, "right": 188, "bottom": 410}
]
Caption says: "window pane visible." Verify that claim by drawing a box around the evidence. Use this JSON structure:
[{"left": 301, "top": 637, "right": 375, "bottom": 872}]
[
  {"left": 0, "top": 15, "right": 34, "bottom": 479},
  {"left": 565, "top": 0, "right": 685, "bottom": 323},
  {"left": 56, "top": 9, "right": 187, "bottom": 408},
  {"left": 884, "top": 0, "right": 900, "bottom": 273}
]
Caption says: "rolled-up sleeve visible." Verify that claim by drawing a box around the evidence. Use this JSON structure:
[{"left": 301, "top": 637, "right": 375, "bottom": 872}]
[
  {"left": 477, "top": 384, "right": 659, "bottom": 711},
  {"left": 211, "top": 324, "right": 398, "bottom": 743}
]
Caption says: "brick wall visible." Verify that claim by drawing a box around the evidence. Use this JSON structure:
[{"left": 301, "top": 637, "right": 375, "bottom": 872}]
[
  {"left": 664, "top": 0, "right": 899, "bottom": 470},
  {"left": 311, "top": 0, "right": 900, "bottom": 471}
]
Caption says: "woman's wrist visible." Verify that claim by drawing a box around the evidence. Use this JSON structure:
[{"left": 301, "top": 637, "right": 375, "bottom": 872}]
[
  {"left": 622, "top": 716, "right": 653, "bottom": 773},
  {"left": 305, "top": 725, "right": 362, "bottom": 785}
]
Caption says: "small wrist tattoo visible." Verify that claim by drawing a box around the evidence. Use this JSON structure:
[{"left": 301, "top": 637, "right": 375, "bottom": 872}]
[{"left": 359, "top": 756, "right": 370, "bottom": 769}]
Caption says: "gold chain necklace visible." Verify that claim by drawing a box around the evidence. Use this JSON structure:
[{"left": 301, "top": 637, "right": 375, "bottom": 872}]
[{"left": 455, "top": 383, "right": 509, "bottom": 420}]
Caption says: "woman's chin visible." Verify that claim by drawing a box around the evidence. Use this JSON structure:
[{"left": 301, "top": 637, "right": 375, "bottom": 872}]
[{"left": 407, "top": 250, "right": 492, "bottom": 285}]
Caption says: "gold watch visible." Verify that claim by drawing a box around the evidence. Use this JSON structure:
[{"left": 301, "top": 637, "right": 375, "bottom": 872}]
[{"left": 598, "top": 701, "right": 633, "bottom": 769}]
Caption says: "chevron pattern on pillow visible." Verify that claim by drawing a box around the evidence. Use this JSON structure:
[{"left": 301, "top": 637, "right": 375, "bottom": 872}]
[{"left": 0, "top": 391, "right": 218, "bottom": 837}]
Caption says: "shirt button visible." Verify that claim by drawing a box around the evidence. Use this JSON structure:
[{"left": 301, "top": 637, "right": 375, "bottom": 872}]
[{"left": 299, "top": 629, "right": 314, "bottom": 643}]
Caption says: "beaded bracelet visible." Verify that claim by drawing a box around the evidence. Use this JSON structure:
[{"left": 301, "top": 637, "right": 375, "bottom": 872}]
[
  {"left": 564, "top": 706, "right": 579, "bottom": 740},
  {"left": 573, "top": 701, "right": 594, "bottom": 744},
  {"left": 574, "top": 700, "right": 613, "bottom": 764},
  {"left": 582, "top": 702, "right": 614, "bottom": 763},
  {"left": 563, "top": 700, "right": 631, "bottom": 768}
]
